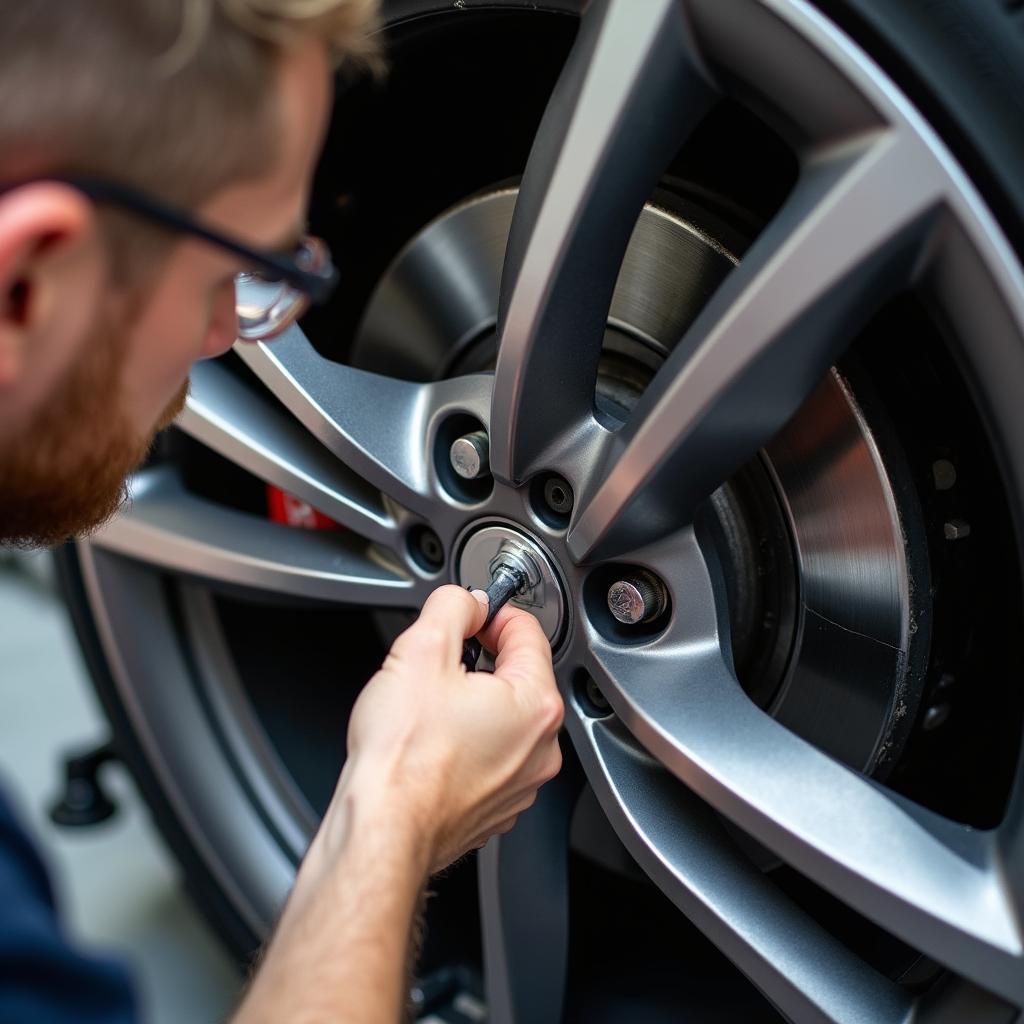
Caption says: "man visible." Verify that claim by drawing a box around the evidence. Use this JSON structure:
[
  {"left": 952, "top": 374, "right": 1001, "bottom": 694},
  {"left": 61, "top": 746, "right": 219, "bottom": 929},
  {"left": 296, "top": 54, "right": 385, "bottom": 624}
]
[{"left": 0, "top": 2, "right": 564, "bottom": 1021}]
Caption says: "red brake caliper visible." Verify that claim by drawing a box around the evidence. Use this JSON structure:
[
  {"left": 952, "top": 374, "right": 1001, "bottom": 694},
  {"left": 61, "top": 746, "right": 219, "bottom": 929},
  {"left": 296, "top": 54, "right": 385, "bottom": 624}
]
[{"left": 265, "top": 486, "right": 341, "bottom": 530}]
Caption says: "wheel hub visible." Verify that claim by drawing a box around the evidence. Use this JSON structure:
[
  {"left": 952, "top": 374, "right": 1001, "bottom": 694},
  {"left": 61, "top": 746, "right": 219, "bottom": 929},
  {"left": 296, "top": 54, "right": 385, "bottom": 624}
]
[{"left": 456, "top": 522, "right": 567, "bottom": 645}]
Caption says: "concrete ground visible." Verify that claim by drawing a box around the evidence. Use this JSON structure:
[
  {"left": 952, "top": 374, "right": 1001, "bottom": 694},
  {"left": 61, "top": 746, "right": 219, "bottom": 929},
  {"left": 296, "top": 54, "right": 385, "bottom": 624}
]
[{"left": 0, "top": 552, "right": 242, "bottom": 1024}]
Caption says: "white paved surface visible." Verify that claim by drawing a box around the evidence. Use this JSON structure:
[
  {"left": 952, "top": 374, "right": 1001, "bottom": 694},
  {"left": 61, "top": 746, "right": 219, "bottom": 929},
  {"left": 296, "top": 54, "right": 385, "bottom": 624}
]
[{"left": 0, "top": 555, "right": 242, "bottom": 1024}]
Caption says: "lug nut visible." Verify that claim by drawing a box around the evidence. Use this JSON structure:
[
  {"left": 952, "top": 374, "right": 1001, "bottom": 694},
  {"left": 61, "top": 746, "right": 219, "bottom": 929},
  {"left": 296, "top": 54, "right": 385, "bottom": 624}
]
[
  {"left": 449, "top": 430, "right": 490, "bottom": 480},
  {"left": 607, "top": 573, "right": 666, "bottom": 625}
]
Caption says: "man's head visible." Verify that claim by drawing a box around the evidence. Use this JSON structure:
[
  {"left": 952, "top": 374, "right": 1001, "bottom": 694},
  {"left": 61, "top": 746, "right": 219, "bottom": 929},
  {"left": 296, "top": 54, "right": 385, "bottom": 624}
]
[{"left": 0, "top": 0, "right": 378, "bottom": 547}]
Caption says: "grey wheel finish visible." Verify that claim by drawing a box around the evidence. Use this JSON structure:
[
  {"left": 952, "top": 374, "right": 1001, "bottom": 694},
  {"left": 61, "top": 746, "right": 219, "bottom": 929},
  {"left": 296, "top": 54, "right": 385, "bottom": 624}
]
[{"left": 63, "top": 1, "right": 1024, "bottom": 1021}]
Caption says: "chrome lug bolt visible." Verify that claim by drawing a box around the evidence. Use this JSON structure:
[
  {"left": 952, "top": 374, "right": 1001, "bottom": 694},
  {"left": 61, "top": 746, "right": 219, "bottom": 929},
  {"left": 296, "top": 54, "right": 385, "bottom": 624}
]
[
  {"left": 449, "top": 430, "right": 490, "bottom": 480},
  {"left": 607, "top": 573, "right": 666, "bottom": 625}
]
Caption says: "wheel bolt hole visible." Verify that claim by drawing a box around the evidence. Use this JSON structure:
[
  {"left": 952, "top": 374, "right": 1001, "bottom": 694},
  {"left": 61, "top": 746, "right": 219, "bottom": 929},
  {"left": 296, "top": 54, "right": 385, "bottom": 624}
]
[
  {"left": 531, "top": 473, "right": 574, "bottom": 528},
  {"left": 575, "top": 671, "right": 612, "bottom": 718},
  {"left": 409, "top": 525, "right": 445, "bottom": 572}
]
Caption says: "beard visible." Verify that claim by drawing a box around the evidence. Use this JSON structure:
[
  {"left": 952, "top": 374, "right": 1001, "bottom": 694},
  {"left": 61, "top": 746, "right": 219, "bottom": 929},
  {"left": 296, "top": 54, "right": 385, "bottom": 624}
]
[{"left": 0, "top": 307, "right": 190, "bottom": 549}]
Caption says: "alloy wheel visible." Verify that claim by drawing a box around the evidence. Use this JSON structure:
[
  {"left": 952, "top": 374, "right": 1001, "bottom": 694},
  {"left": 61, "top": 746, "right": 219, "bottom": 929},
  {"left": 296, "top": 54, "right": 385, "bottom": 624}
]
[{"left": 68, "top": 1, "right": 1024, "bottom": 1020}]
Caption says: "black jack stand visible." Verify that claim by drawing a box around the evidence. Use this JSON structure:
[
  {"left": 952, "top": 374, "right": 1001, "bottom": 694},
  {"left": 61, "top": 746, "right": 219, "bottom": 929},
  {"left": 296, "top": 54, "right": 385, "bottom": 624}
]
[{"left": 49, "top": 742, "right": 119, "bottom": 827}]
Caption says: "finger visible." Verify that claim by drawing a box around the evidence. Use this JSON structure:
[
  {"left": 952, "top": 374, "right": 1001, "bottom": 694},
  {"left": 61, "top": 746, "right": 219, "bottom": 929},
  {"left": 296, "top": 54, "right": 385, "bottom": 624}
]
[
  {"left": 478, "top": 602, "right": 542, "bottom": 652},
  {"left": 469, "top": 815, "right": 520, "bottom": 852},
  {"left": 485, "top": 607, "right": 555, "bottom": 694},
  {"left": 391, "top": 584, "right": 488, "bottom": 667},
  {"left": 420, "top": 583, "right": 489, "bottom": 638},
  {"left": 539, "top": 741, "right": 564, "bottom": 783}
]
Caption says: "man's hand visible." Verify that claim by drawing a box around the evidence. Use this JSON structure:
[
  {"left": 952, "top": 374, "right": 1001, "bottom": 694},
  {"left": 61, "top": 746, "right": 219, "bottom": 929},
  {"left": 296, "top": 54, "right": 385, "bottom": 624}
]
[
  {"left": 334, "top": 584, "right": 563, "bottom": 873},
  {"left": 233, "top": 586, "right": 563, "bottom": 1024}
]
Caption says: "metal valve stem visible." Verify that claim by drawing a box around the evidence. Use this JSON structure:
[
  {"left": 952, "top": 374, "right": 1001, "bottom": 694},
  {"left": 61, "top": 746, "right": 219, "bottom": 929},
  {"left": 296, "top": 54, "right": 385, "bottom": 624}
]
[
  {"left": 482, "top": 547, "right": 540, "bottom": 627},
  {"left": 462, "top": 544, "right": 544, "bottom": 670},
  {"left": 482, "top": 564, "right": 528, "bottom": 629}
]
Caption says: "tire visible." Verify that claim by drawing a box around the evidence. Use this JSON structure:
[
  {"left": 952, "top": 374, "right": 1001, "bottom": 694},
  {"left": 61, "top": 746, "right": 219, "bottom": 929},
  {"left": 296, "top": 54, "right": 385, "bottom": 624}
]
[
  {"left": 60, "top": 1, "right": 1024, "bottom": 1020},
  {"left": 56, "top": 548, "right": 261, "bottom": 956}
]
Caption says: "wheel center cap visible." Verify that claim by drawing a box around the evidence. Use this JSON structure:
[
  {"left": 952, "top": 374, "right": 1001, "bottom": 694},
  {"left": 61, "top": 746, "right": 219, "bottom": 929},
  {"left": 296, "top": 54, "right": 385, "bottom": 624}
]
[{"left": 456, "top": 523, "right": 566, "bottom": 644}]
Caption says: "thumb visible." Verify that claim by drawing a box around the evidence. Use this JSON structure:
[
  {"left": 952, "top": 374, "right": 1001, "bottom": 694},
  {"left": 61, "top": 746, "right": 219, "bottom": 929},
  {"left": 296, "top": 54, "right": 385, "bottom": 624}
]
[
  {"left": 485, "top": 606, "right": 555, "bottom": 694},
  {"left": 396, "top": 584, "right": 488, "bottom": 666}
]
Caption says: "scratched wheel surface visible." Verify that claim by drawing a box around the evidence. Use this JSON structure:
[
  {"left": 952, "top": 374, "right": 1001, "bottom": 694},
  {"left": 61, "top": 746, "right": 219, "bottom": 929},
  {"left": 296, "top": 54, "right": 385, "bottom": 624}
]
[{"left": 58, "top": 1, "right": 1024, "bottom": 1020}]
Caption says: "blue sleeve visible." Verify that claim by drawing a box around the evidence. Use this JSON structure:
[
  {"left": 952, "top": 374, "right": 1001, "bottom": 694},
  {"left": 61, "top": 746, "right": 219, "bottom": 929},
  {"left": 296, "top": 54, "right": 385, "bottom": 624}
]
[{"left": 0, "top": 787, "right": 138, "bottom": 1024}]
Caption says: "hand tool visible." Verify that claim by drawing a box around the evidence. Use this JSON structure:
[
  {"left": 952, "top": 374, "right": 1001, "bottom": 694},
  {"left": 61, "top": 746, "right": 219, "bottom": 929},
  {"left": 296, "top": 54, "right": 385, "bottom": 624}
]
[{"left": 461, "top": 547, "right": 540, "bottom": 671}]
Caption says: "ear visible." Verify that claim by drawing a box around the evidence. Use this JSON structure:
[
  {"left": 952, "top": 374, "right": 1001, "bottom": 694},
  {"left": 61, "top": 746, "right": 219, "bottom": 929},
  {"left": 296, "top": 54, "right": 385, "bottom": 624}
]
[{"left": 0, "top": 183, "right": 106, "bottom": 391}]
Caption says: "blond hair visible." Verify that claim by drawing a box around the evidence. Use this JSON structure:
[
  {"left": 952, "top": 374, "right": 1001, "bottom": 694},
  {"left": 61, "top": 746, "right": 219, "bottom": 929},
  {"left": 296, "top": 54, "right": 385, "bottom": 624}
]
[
  {"left": 0, "top": 0, "right": 380, "bottom": 206},
  {"left": 219, "top": 0, "right": 380, "bottom": 62}
]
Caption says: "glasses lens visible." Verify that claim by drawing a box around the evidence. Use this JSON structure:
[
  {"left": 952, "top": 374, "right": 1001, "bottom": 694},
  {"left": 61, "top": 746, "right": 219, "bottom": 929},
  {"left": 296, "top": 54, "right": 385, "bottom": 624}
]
[{"left": 235, "top": 272, "right": 308, "bottom": 341}]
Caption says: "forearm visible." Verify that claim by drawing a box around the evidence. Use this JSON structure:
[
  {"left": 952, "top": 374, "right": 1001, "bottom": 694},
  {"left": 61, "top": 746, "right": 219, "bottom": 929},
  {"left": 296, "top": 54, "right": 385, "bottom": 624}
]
[
  {"left": 230, "top": 589, "right": 562, "bottom": 1023},
  {"left": 233, "top": 772, "right": 429, "bottom": 1024}
]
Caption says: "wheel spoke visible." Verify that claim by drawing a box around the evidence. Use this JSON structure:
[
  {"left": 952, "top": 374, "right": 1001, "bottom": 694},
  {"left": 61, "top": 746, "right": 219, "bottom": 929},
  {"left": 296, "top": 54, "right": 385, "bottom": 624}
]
[
  {"left": 89, "top": 466, "right": 420, "bottom": 606},
  {"left": 235, "top": 327, "right": 491, "bottom": 517},
  {"left": 568, "top": 129, "right": 946, "bottom": 563},
  {"left": 576, "top": 532, "right": 1024, "bottom": 1003},
  {"left": 478, "top": 750, "right": 583, "bottom": 1024},
  {"left": 180, "top": 360, "right": 398, "bottom": 547},
  {"left": 565, "top": 711, "right": 914, "bottom": 1024},
  {"left": 488, "top": 0, "right": 716, "bottom": 485}
]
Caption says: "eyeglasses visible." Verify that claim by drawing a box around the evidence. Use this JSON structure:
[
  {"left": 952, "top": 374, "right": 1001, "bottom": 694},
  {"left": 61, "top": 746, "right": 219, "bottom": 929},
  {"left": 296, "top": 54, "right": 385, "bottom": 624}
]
[
  {"left": 234, "top": 235, "right": 333, "bottom": 340},
  {"left": 4, "top": 175, "right": 340, "bottom": 342}
]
